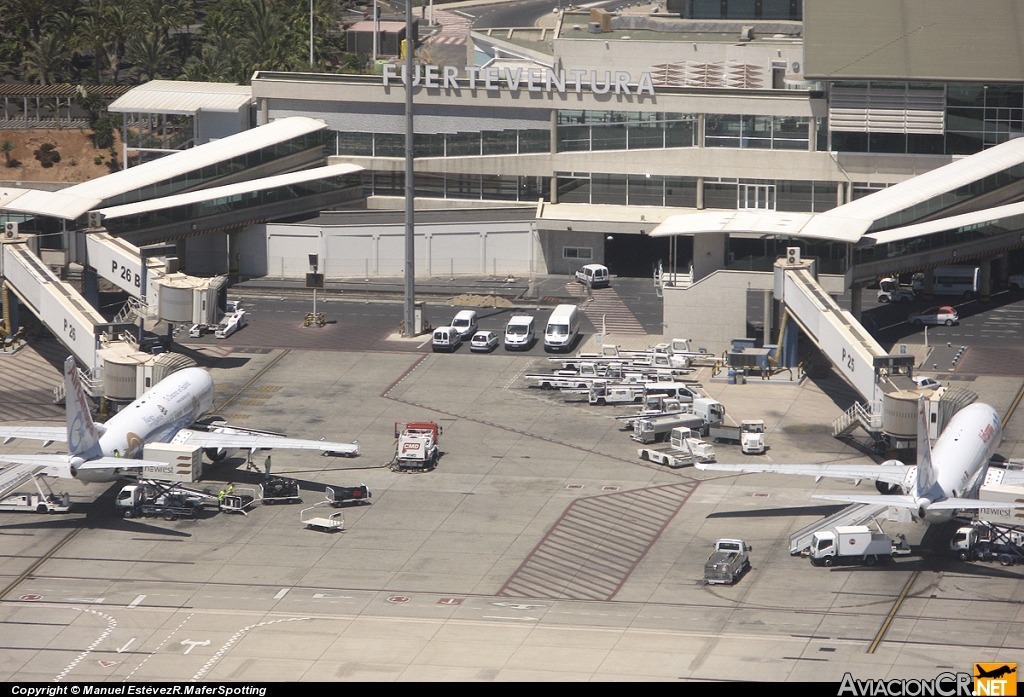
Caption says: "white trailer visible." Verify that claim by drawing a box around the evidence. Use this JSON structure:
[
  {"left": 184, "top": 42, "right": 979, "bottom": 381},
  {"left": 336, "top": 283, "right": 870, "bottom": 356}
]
[
  {"left": 809, "top": 525, "right": 911, "bottom": 566},
  {"left": 632, "top": 412, "right": 706, "bottom": 444},
  {"left": 638, "top": 427, "right": 716, "bottom": 467},
  {"left": 706, "top": 420, "right": 767, "bottom": 455}
]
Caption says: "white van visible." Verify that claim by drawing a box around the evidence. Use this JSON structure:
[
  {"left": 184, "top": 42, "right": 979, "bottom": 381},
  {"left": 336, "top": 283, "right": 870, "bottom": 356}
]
[
  {"left": 575, "top": 264, "right": 610, "bottom": 288},
  {"left": 432, "top": 326, "right": 461, "bottom": 352},
  {"left": 451, "top": 309, "right": 478, "bottom": 339},
  {"left": 544, "top": 304, "right": 580, "bottom": 352},
  {"left": 504, "top": 315, "right": 535, "bottom": 350}
]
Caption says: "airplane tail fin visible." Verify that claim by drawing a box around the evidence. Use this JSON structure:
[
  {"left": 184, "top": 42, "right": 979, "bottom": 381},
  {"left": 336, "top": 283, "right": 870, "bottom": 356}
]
[
  {"left": 915, "top": 395, "right": 936, "bottom": 499},
  {"left": 64, "top": 356, "right": 100, "bottom": 458}
]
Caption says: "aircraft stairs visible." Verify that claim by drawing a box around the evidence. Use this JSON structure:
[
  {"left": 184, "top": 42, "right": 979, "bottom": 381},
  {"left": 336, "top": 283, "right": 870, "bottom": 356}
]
[
  {"left": 832, "top": 401, "right": 884, "bottom": 438},
  {"left": 0, "top": 464, "right": 48, "bottom": 501},
  {"left": 789, "top": 502, "right": 890, "bottom": 556}
]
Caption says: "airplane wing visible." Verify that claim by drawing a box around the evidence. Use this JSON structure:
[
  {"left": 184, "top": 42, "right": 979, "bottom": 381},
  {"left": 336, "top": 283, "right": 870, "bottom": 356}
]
[
  {"left": 693, "top": 461, "right": 912, "bottom": 487},
  {"left": 170, "top": 429, "right": 360, "bottom": 456},
  {"left": 812, "top": 494, "right": 1024, "bottom": 510},
  {"left": 0, "top": 453, "right": 179, "bottom": 470},
  {"left": 0, "top": 426, "right": 68, "bottom": 446}
]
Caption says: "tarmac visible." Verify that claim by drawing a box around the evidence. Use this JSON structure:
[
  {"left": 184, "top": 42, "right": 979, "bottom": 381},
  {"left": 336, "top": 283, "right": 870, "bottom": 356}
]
[{"left": 1, "top": 322, "right": 1022, "bottom": 681}]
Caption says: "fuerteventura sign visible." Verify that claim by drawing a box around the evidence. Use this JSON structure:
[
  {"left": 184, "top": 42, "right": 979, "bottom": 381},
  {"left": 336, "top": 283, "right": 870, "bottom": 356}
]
[{"left": 383, "top": 64, "right": 656, "bottom": 96}]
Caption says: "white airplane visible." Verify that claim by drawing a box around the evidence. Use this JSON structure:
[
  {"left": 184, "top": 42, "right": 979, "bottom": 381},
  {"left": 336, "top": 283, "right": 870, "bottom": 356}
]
[
  {"left": 694, "top": 398, "right": 1024, "bottom": 523},
  {"left": 0, "top": 357, "right": 359, "bottom": 493}
]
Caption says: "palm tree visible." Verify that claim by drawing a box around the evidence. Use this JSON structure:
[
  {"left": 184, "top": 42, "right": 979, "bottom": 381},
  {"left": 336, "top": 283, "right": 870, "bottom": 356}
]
[
  {"left": 127, "top": 32, "right": 171, "bottom": 81},
  {"left": 1, "top": 139, "right": 17, "bottom": 167},
  {"left": 20, "top": 32, "right": 70, "bottom": 85}
]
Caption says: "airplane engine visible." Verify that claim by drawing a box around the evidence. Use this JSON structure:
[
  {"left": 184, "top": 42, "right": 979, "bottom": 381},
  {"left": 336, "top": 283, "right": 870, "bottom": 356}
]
[
  {"left": 205, "top": 448, "right": 228, "bottom": 462},
  {"left": 875, "top": 480, "right": 903, "bottom": 495}
]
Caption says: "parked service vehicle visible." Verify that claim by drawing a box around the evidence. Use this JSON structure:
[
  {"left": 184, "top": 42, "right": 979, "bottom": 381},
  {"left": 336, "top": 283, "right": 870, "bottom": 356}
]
[
  {"left": 809, "top": 525, "right": 911, "bottom": 566},
  {"left": 932, "top": 265, "right": 979, "bottom": 297},
  {"left": 703, "top": 539, "right": 751, "bottom": 585},
  {"left": 544, "top": 304, "right": 580, "bottom": 352},
  {"left": 432, "top": 326, "right": 462, "bottom": 352},
  {"left": 908, "top": 305, "right": 958, "bottom": 326},
  {"left": 912, "top": 376, "right": 942, "bottom": 389},
  {"left": 393, "top": 421, "right": 441, "bottom": 471},
  {"left": 504, "top": 315, "right": 535, "bottom": 350},
  {"left": 451, "top": 310, "right": 478, "bottom": 339},
  {"left": 470, "top": 330, "right": 499, "bottom": 353},
  {"left": 632, "top": 411, "right": 706, "bottom": 444},
  {"left": 877, "top": 277, "right": 915, "bottom": 303},
  {"left": 214, "top": 300, "right": 247, "bottom": 339},
  {"left": 950, "top": 521, "right": 1024, "bottom": 565},
  {"left": 116, "top": 481, "right": 214, "bottom": 520},
  {"left": 0, "top": 490, "right": 70, "bottom": 513},
  {"left": 637, "top": 427, "right": 715, "bottom": 467},
  {"left": 706, "top": 419, "right": 767, "bottom": 454},
  {"left": 575, "top": 263, "right": 610, "bottom": 288}
]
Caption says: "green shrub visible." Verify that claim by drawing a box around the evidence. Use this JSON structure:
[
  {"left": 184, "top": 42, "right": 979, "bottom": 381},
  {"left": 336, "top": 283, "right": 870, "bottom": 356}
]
[{"left": 34, "top": 143, "right": 61, "bottom": 168}]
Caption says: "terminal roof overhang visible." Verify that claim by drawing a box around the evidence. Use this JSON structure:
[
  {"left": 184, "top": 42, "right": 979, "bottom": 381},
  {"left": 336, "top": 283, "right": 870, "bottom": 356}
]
[
  {"left": 651, "top": 137, "right": 1024, "bottom": 244},
  {"left": 0, "top": 116, "right": 327, "bottom": 221},
  {"left": 96, "top": 163, "right": 363, "bottom": 219},
  {"left": 107, "top": 80, "right": 252, "bottom": 115}
]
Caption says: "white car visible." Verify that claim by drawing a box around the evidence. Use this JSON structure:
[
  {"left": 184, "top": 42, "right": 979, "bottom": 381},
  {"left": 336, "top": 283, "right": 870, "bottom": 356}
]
[
  {"left": 912, "top": 376, "right": 942, "bottom": 390},
  {"left": 451, "top": 310, "right": 478, "bottom": 339},
  {"left": 908, "top": 306, "right": 958, "bottom": 326},
  {"left": 575, "top": 263, "right": 610, "bottom": 288},
  {"left": 470, "top": 331, "right": 498, "bottom": 353}
]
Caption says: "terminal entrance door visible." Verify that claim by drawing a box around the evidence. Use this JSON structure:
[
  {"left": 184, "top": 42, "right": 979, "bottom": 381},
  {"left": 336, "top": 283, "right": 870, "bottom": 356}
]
[
  {"left": 604, "top": 233, "right": 691, "bottom": 278},
  {"left": 739, "top": 183, "right": 775, "bottom": 210}
]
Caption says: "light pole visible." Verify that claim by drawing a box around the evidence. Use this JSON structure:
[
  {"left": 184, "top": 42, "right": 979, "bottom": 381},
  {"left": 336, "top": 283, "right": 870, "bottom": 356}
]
[
  {"left": 309, "top": 0, "right": 314, "bottom": 69},
  {"left": 402, "top": 0, "right": 415, "bottom": 336},
  {"left": 372, "top": 0, "right": 379, "bottom": 62}
]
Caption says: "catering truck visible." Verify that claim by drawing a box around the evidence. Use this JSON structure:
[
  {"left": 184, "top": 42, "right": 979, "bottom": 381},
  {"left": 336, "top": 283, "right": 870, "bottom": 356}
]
[{"left": 809, "top": 525, "right": 911, "bottom": 566}]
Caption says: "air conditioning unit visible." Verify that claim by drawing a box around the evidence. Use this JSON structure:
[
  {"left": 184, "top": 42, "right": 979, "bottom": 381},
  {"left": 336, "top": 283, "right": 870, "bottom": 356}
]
[
  {"left": 786, "top": 247, "right": 801, "bottom": 265},
  {"left": 4, "top": 221, "right": 18, "bottom": 239},
  {"left": 87, "top": 211, "right": 104, "bottom": 229}
]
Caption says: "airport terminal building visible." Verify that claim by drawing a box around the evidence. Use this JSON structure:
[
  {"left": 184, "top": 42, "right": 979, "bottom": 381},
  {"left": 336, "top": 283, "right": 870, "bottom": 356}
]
[{"left": 2, "top": 0, "right": 1024, "bottom": 355}]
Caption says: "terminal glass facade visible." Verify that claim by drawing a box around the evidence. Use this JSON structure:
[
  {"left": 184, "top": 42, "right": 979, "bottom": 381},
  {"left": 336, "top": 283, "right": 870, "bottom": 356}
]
[
  {"left": 704, "top": 115, "right": 810, "bottom": 150},
  {"left": 335, "top": 129, "right": 549, "bottom": 158},
  {"left": 364, "top": 171, "right": 550, "bottom": 202},
  {"left": 556, "top": 110, "right": 697, "bottom": 152}
]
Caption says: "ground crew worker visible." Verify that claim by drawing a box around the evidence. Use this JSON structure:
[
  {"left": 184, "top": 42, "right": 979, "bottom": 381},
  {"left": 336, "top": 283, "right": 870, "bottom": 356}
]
[
  {"left": 264, "top": 455, "right": 272, "bottom": 475},
  {"left": 217, "top": 489, "right": 226, "bottom": 502}
]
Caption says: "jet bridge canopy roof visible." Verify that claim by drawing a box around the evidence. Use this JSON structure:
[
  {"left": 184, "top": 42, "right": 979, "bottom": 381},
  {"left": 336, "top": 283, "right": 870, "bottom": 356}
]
[{"left": 0, "top": 116, "right": 327, "bottom": 222}]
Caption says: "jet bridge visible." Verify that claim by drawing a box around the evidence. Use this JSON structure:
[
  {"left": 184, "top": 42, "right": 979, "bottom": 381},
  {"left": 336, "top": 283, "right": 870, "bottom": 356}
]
[
  {"left": 1, "top": 238, "right": 112, "bottom": 371},
  {"left": 78, "top": 230, "right": 224, "bottom": 327},
  {"left": 773, "top": 255, "right": 922, "bottom": 448}
]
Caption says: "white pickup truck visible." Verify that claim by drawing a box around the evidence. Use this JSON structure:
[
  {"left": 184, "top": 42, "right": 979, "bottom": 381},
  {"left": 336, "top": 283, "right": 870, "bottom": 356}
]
[{"left": 703, "top": 539, "right": 751, "bottom": 585}]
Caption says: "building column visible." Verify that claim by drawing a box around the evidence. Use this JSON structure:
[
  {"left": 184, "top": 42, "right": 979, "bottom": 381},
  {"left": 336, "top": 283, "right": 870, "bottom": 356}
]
[
  {"left": 922, "top": 267, "right": 935, "bottom": 300},
  {"left": 260, "top": 98, "right": 269, "bottom": 126},
  {"left": 697, "top": 113, "right": 705, "bottom": 148},
  {"left": 994, "top": 253, "right": 1009, "bottom": 288},
  {"left": 979, "top": 258, "right": 992, "bottom": 302},
  {"left": 696, "top": 177, "right": 704, "bottom": 210},
  {"left": 83, "top": 268, "right": 99, "bottom": 310},
  {"left": 850, "top": 283, "right": 863, "bottom": 321}
]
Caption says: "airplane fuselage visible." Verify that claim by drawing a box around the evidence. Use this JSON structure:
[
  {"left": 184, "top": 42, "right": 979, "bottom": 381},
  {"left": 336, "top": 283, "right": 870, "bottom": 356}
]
[
  {"left": 76, "top": 368, "right": 215, "bottom": 483},
  {"left": 919, "top": 402, "right": 1002, "bottom": 521}
]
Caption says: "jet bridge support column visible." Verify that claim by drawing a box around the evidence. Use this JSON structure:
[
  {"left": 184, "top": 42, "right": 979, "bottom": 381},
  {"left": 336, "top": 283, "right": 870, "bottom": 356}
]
[
  {"left": 850, "top": 283, "right": 863, "bottom": 321},
  {"left": 83, "top": 268, "right": 99, "bottom": 310},
  {"left": 979, "top": 258, "right": 992, "bottom": 302}
]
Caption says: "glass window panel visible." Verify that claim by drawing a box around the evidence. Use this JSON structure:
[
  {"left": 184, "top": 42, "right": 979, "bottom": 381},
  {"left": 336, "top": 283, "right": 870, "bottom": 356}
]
[
  {"left": 627, "top": 121, "right": 664, "bottom": 149},
  {"left": 446, "top": 132, "right": 481, "bottom": 156},
  {"left": 775, "top": 181, "right": 813, "bottom": 212},
  {"left": 812, "top": 182, "right": 838, "bottom": 212},
  {"left": 830, "top": 131, "right": 868, "bottom": 152},
  {"left": 481, "top": 130, "right": 519, "bottom": 155},
  {"left": 907, "top": 133, "right": 944, "bottom": 155},
  {"left": 414, "top": 132, "right": 445, "bottom": 157},
  {"left": 726, "top": 0, "right": 756, "bottom": 18},
  {"left": 692, "top": 0, "right": 723, "bottom": 18},
  {"left": 591, "top": 173, "right": 626, "bottom": 205},
  {"left": 557, "top": 109, "right": 586, "bottom": 125},
  {"left": 664, "top": 177, "right": 697, "bottom": 207},
  {"left": 946, "top": 108, "right": 985, "bottom": 132},
  {"left": 414, "top": 173, "right": 445, "bottom": 198},
  {"left": 947, "top": 83, "right": 985, "bottom": 107},
  {"left": 664, "top": 118, "right": 695, "bottom": 147},
  {"left": 703, "top": 181, "right": 738, "bottom": 209},
  {"left": 590, "top": 122, "right": 627, "bottom": 150},
  {"left": 518, "top": 129, "right": 550, "bottom": 153},
  {"left": 447, "top": 173, "right": 480, "bottom": 199},
  {"left": 869, "top": 132, "right": 906, "bottom": 153},
  {"left": 984, "top": 84, "right": 1024, "bottom": 108},
  {"left": 557, "top": 125, "right": 590, "bottom": 152},
  {"left": 627, "top": 174, "right": 664, "bottom": 206},
  {"left": 481, "top": 175, "right": 520, "bottom": 201},
  {"left": 557, "top": 176, "right": 591, "bottom": 204},
  {"left": 375, "top": 133, "right": 405, "bottom": 157}
]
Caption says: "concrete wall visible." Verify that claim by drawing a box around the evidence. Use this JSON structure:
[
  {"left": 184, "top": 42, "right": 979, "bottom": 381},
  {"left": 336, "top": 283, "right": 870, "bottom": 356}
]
[
  {"left": 184, "top": 231, "right": 228, "bottom": 275},
  {"left": 663, "top": 268, "right": 847, "bottom": 354},
  {"left": 197, "top": 109, "right": 249, "bottom": 143},
  {"left": 257, "top": 219, "right": 541, "bottom": 279},
  {"left": 539, "top": 229, "right": 605, "bottom": 275}
]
